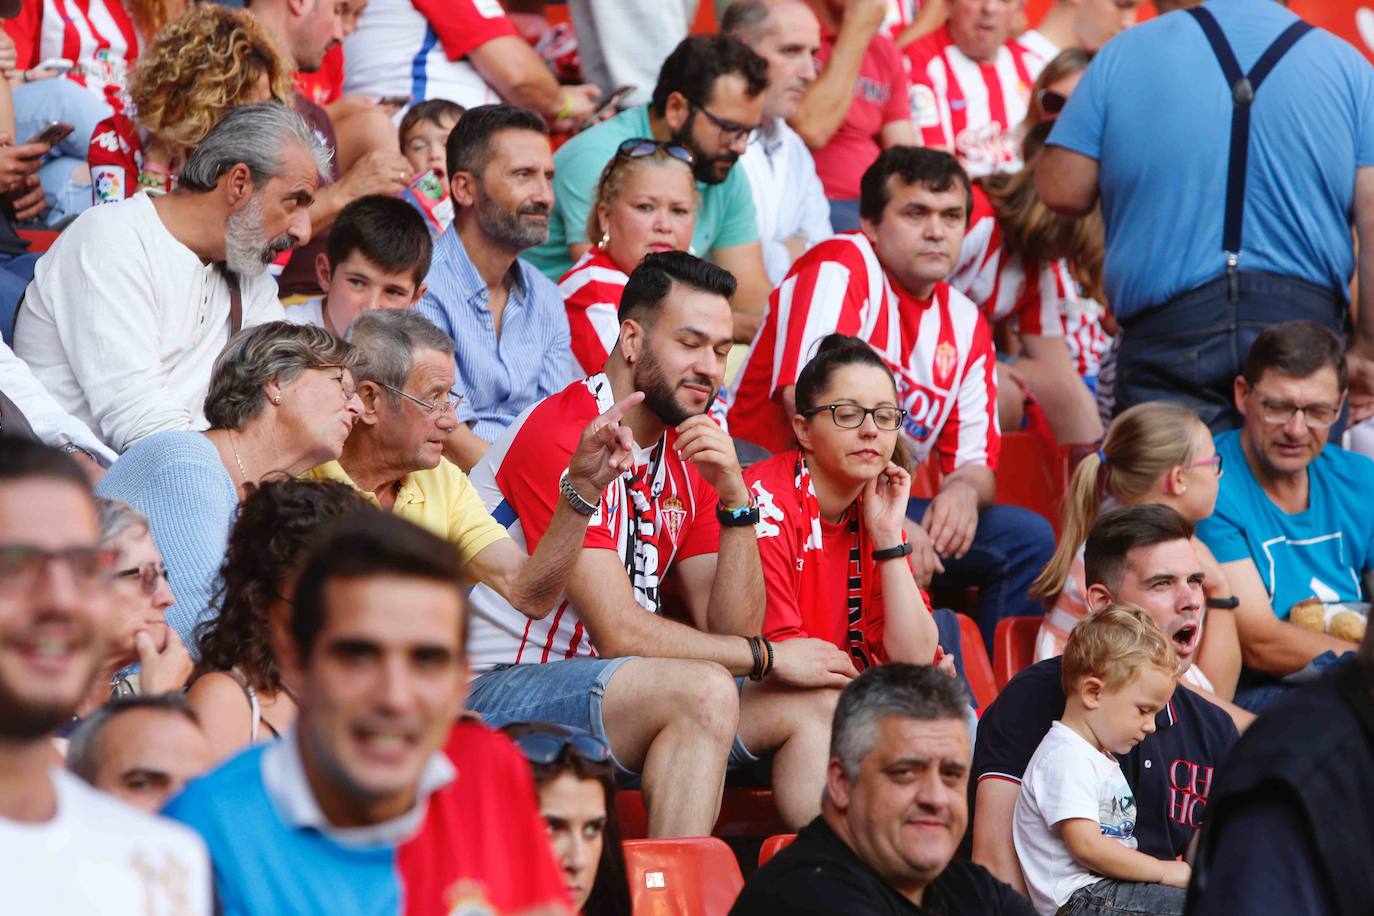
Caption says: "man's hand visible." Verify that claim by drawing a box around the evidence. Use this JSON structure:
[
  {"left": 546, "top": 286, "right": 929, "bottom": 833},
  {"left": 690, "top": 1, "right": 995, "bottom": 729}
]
[
  {"left": 842, "top": 0, "right": 888, "bottom": 39},
  {"left": 675, "top": 414, "right": 750, "bottom": 506},
  {"left": 549, "top": 83, "right": 603, "bottom": 134},
  {"left": 770, "top": 637, "right": 858, "bottom": 688},
  {"left": 922, "top": 480, "right": 979, "bottom": 559},
  {"left": 0, "top": 139, "right": 48, "bottom": 195},
  {"left": 0, "top": 31, "right": 17, "bottom": 75},
  {"left": 861, "top": 463, "right": 912, "bottom": 548},
  {"left": 1347, "top": 340, "right": 1374, "bottom": 424},
  {"left": 566, "top": 391, "right": 643, "bottom": 498},
  {"left": 335, "top": 149, "right": 413, "bottom": 202},
  {"left": 5, "top": 174, "right": 46, "bottom": 221},
  {"left": 135, "top": 627, "right": 193, "bottom": 696},
  {"left": 1159, "top": 860, "right": 1192, "bottom": 890},
  {"left": 903, "top": 518, "right": 945, "bottom": 586}
]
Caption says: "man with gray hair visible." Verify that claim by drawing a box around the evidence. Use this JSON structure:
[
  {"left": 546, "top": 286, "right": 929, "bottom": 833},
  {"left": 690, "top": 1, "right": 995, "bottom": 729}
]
[
  {"left": 722, "top": 0, "right": 833, "bottom": 285},
  {"left": 14, "top": 101, "right": 329, "bottom": 455},
  {"left": 305, "top": 307, "right": 641, "bottom": 623},
  {"left": 732, "top": 664, "right": 1034, "bottom": 915}
]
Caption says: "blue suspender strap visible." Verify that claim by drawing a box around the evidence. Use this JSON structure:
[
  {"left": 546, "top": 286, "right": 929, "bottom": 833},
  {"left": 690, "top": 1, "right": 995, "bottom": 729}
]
[{"left": 1185, "top": 7, "right": 1314, "bottom": 300}]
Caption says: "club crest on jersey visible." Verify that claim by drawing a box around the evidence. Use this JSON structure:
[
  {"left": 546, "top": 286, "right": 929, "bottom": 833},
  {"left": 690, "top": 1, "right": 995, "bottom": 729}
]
[
  {"left": 444, "top": 880, "right": 497, "bottom": 916},
  {"left": 934, "top": 341, "right": 958, "bottom": 384},
  {"left": 661, "top": 496, "right": 686, "bottom": 542}
]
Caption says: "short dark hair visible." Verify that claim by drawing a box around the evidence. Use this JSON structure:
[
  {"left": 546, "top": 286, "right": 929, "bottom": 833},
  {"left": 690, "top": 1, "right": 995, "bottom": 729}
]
[
  {"left": 399, "top": 99, "right": 464, "bottom": 148},
  {"left": 618, "top": 250, "right": 737, "bottom": 327},
  {"left": 859, "top": 146, "right": 972, "bottom": 225},
  {"left": 445, "top": 104, "right": 548, "bottom": 181},
  {"left": 289, "top": 510, "right": 468, "bottom": 657},
  {"left": 830, "top": 664, "right": 968, "bottom": 778},
  {"left": 67, "top": 693, "right": 199, "bottom": 784},
  {"left": 0, "top": 437, "right": 90, "bottom": 492},
  {"left": 650, "top": 35, "right": 768, "bottom": 118},
  {"left": 793, "top": 334, "right": 896, "bottom": 415},
  {"left": 1241, "top": 320, "right": 1348, "bottom": 392},
  {"left": 324, "top": 195, "right": 433, "bottom": 290},
  {"left": 1083, "top": 504, "right": 1195, "bottom": 594}
]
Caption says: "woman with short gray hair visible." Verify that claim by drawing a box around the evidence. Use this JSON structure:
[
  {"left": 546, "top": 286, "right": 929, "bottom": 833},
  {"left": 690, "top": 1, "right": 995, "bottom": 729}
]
[{"left": 97, "top": 322, "right": 362, "bottom": 646}]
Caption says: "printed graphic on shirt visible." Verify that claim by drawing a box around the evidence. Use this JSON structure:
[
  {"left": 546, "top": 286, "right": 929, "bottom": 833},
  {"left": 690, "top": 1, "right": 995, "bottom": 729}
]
[
  {"left": 1167, "top": 757, "right": 1215, "bottom": 829},
  {"left": 91, "top": 165, "right": 126, "bottom": 204},
  {"left": 1260, "top": 532, "right": 1357, "bottom": 612},
  {"left": 1099, "top": 778, "right": 1138, "bottom": 844}
]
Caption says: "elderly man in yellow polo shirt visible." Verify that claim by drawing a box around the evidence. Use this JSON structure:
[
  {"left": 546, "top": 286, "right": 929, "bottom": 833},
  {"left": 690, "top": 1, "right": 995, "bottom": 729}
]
[{"left": 306, "top": 309, "right": 639, "bottom": 619}]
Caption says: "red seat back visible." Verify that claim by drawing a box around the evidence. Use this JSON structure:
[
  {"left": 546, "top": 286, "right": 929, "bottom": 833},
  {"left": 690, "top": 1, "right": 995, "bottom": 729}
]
[
  {"left": 758, "top": 833, "right": 796, "bottom": 867},
  {"left": 956, "top": 612, "right": 998, "bottom": 712},
  {"left": 623, "top": 837, "right": 744, "bottom": 916},
  {"left": 995, "top": 431, "right": 1066, "bottom": 537},
  {"left": 994, "top": 615, "right": 1043, "bottom": 689}
]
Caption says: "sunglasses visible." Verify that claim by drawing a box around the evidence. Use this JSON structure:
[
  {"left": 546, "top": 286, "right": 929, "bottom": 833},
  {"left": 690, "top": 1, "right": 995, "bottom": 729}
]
[
  {"left": 613, "top": 137, "right": 694, "bottom": 167},
  {"left": 514, "top": 729, "right": 612, "bottom": 766},
  {"left": 1037, "top": 89, "right": 1068, "bottom": 117}
]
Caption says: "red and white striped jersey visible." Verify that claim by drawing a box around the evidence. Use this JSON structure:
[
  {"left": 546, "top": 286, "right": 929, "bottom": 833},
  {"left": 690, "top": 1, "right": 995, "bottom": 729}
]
[
  {"left": 1061, "top": 294, "right": 1111, "bottom": 379},
  {"left": 728, "top": 231, "right": 1000, "bottom": 472},
  {"left": 558, "top": 248, "right": 627, "bottom": 376},
  {"left": 464, "top": 374, "right": 722, "bottom": 674},
  {"left": 904, "top": 25, "right": 1044, "bottom": 178},
  {"left": 5, "top": 0, "right": 141, "bottom": 111}
]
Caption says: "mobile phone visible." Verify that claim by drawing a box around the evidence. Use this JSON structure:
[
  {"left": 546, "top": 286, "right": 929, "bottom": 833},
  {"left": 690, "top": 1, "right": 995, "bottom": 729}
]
[
  {"left": 377, "top": 95, "right": 411, "bottom": 108},
  {"left": 582, "top": 85, "right": 635, "bottom": 125},
  {"left": 35, "top": 58, "right": 75, "bottom": 74},
  {"left": 25, "top": 122, "right": 75, "bottom": 147}
]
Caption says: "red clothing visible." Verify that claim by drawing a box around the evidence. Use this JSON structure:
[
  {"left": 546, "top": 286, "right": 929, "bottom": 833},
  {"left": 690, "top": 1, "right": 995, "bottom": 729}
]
[
  {"left": 558, "top": 248, "right": 627, "bottom": 376},
  {"left": 294, "top": 44, "right": 346, "bottom": 107},
  {"left": 413, "top": 0, "right": 518, "bottom": 61},
  {"left": 5, "top": 0, "right": 140, "bottom": 112},
  {"left": 905, "top": 24, "right": 1044, "bottom": 178},
  {"left": 87, "top": 112, "right": 143, "bottom": 205},
  {"left": 398, "top": 719, "right": 569, "bottom": 915},
  {"left": 728, "top": 232, "right": 1000, "bottom": 472},
  {"left": 810, "top": 27, "right": 910, "bottom": 201}
]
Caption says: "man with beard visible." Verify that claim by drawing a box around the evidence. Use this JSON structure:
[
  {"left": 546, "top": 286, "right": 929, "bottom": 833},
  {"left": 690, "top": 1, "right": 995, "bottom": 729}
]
[
  {"left": 466, "top": 252, "right": 858, "bottom": 838},
  {"left": 416, "top": 105, "right": 577, "bottom": 472},
  {"left": 13, "top": 102, "right": 327, "bottom": 455},
  {"left": 971, "top": 504, "right": 1240, "bottom": 897},
  {"left": 526, "top": 35, "right": 775, "bottom": 342},
  {"left": 0, "top": 438, "right": 212, "bottom": 913}
]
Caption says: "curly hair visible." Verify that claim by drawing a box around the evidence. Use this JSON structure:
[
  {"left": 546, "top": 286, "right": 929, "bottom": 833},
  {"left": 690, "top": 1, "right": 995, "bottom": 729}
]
[
  {"left": 191, "top": 478, "right": 367, "bottom": 693},
  {"left": 128, "top": 4, "right": 293, "bottom": 152}
]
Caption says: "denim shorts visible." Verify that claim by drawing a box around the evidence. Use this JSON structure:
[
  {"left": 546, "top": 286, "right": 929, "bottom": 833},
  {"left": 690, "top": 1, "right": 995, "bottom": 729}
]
[{"left": 466, "top": 657, "right": 761, "bottom": 778}]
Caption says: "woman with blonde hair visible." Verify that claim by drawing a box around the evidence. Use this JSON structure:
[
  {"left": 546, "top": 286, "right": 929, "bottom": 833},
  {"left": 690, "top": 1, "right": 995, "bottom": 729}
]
[
  {"left": 1031, "top": 401, "right": 1245, "bottom": 713},
  {"left": 87, "top": 4, "right": 292, "bottom": 205}
]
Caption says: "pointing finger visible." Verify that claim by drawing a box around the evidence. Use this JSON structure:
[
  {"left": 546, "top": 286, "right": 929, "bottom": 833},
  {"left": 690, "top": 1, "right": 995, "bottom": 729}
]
[{"left": 601, "top": 391, "right": 644, "bottom": 425}]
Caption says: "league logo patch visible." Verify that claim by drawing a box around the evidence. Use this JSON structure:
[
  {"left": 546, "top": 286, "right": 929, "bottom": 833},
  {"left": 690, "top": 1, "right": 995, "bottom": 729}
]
[
  {"left": 661, "top": 496, "right": 686, "bottom": 543},
  {"left": 910, "top": 83, "right": 941, "bottom": 128},
  {"left": 92, "top": 165, "right": 125, "bottom": 204}
]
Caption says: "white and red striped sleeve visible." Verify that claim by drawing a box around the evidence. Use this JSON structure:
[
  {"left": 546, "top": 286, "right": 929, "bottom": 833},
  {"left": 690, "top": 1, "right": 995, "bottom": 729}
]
[
  {"left": 936, "top": 296, "right": 1000, "bottom": 474},
  {"left": 412, "top": 0, "right": 518, "bottom": 61},
  {"left": 558, "top": 251, "right": 627, "bottom": 376},
  {"left": 770, "top": 235, "right": 878, "bottom": 394},
  {"left": 906, "top": 30, "right": 956, "bottom": 151},
  {"left": 1011, "top": 257, "right": 1070, "bottom": 338}
]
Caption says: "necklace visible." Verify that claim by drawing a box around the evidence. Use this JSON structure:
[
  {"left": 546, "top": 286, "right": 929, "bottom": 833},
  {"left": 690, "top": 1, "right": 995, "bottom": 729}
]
[{"left": 227, "top": 431, "right": 249, "bottom": 484}]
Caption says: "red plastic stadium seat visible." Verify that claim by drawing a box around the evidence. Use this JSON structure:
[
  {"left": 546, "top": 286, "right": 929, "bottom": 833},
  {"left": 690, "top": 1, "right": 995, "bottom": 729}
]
[
  {"left": 995, "top": 431, "right": 1066, "bottom": 537},
  {"left": 17, "top": 229, "right": 59, "bottom": 253},
  {"left": 616, "top": 790, "right": 649, "bottom": 840},
  {"left": 758, "top": 833, "right": 796, "bottom": 867},
  {"left": 956, "top": 612, "right": 998, "bottom": 712},
  {"left": 615, "top": 788, "right": 787, "bottom": 841},
  {"left": 623, "top": 837, "right": 744, "bottom": 916},
  {"left": 994, "top": 615, "right": 1043, "bottom": 689}
]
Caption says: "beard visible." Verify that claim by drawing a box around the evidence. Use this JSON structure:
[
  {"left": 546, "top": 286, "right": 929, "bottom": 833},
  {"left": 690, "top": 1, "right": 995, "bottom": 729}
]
[
  {"left": 474, "top": 182, "right": 550, "bottom": 250},
  {"left": 225, "top": 196, "right": 297, "bottom": 277},
  {"left": 0, "top": 652, "right": 99, "bottom": 740},
  {"left": 669, "top": 117, "right": 737, "bottom": 186},
  {"left": 633, "top": 342, "right": 716, "bottom": 427}
]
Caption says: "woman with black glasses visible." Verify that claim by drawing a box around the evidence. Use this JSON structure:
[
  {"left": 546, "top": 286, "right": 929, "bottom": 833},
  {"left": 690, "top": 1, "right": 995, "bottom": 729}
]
[
  {"left": 559, "top": 138, "right": 699, "bottom": 375},
  {"left": 96, "top": 322, "right": 362, "bottom": 648},
  {"left": 503, "top": 722, "right": 632, "bottom": 916},
  {"left": 743, "top": 334, "right": 941, "bottom": 671}
]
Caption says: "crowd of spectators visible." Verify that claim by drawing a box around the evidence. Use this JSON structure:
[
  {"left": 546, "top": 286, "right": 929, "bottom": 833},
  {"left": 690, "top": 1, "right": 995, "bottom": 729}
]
[{"left": 2, "top": 0, "right": 1374, "bottom": 913}]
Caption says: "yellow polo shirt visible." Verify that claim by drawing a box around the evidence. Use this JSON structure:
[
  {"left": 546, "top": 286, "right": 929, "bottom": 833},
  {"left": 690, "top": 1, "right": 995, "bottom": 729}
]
[{"left": 304, "top": 459, "right": 509, "bottom": 566}]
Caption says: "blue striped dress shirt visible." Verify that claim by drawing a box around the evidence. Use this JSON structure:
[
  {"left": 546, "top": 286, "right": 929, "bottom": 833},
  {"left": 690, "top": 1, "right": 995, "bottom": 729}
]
[{"left": 417, "top": 230, "right": 576, "bottom": 443}]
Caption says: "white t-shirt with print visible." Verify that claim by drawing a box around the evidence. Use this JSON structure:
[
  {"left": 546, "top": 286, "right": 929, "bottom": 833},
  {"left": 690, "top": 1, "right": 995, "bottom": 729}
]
[
  {"left": 1013, "top": 721, "right": 1139, "bottom": 915},
  {"left": 0, "top": 769, "right": 212, "bottom": 915}
]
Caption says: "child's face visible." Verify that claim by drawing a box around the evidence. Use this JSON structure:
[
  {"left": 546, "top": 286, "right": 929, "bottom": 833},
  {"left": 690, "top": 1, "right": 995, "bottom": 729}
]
[
  {"left": 318, "top": 250, "right": 421, "bottom": 334},
  {"left": 1083, "top": 667, "right": 1176, "bottom": 755},
  {"left": 402, "top": 117, "right": 457, "bottom": 187}
]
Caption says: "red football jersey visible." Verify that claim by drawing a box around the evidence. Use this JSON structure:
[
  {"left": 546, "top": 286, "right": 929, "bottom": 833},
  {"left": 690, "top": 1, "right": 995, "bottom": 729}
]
[{"left": 558, "top": 248, "right": 627, "bottom": 376}]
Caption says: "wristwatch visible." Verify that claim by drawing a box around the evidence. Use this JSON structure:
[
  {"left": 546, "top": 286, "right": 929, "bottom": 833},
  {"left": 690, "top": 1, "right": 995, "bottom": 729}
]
[
  {"left": 1205, "top": 595, "right": 1240, "bottom": 610},
  {"left": 717, "top": 500, "right": 760, "bottom": 527},
  {"left": 559, "top": 476, "right": 597, "bottom": 517}
]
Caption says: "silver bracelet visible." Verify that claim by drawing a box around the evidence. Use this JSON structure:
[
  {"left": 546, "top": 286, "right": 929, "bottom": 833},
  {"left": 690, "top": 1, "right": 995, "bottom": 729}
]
[{"left": 559, "top": 476, "right": 597, "bottom": 517}]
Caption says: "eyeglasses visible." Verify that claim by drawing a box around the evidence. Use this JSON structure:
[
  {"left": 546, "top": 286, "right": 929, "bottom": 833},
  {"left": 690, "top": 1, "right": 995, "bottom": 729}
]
[
  {"left": 683, "top": 99, "right": 758, "bottom": 147},
  {"left": 379, "top": 382, "right": 464, "bottom": 416},
  {"left": 113, "top": 563, "right": 171, "bottom": 595},
  {"left": 1187, "top": 454, "right": 1224, "bottom": 477},
  {"left": 803, "top": 404, "right": 907, "bottom": 431},
  {"left": 1255, "top": 394, "right": 1341, "bottom": 429},
  {"left": 1037, "top": 89, "right": 1068, "bottom": 118},
  {"left": 316, "top": 364, "right": 358, "bottom": 400},
  {"left": 514, "top": 729, "right": 612, "bottom": 766},
  {"left": 0, "top": 544, "right": 116, "bottom": 593}
]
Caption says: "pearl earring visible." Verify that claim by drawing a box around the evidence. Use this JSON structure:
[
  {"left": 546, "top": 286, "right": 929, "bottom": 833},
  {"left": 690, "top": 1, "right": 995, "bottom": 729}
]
[
  {"left": 599, "top": 230, "right": 610, "bottom": 248},
  {"left": 273, "top": 396, "right": 282, "bottom": 404}
]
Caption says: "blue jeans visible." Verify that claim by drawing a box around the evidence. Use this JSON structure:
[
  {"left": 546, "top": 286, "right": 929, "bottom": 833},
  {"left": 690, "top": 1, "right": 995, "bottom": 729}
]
[
  {"left": 0, "top": 252, "right": 39, "bottom": 346},
  {"left": 907, "top": 499, "right": 1054, "bottom": 651},
  {"left": 1233, "top": 650, "right": 1353, "bottom": 713},
  {"left": 12, "top": 78, "right": 112, "bottom": 227},
  {"left": 1115, "top": 271, "right": 1344, "bottom": 435},
  {"left": 1058, "top": 877, "right": 1186, "bottom": 915}
]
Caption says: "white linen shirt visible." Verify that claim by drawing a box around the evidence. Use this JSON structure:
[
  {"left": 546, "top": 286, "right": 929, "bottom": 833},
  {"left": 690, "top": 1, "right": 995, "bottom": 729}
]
[
  {"left": 12, "top": 193, "right": 284, "bottom": 454},
  {"left": 739, "top": 118, "right": 834, "bottom": 285},
  {"left": 0, "top": 340, "right": 116, "bottom": 464}
]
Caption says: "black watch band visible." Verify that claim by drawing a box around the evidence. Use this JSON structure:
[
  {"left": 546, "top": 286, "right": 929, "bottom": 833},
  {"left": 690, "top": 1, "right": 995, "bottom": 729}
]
[
  {"left": 1206, "top": 595, "right": 1240, "bottom": 610},
  {"left": 872, "top": 542, "right": 913, "bottom": 562},
  {"left": 717, "top": 501, "right": 760, "bottom": 527}
]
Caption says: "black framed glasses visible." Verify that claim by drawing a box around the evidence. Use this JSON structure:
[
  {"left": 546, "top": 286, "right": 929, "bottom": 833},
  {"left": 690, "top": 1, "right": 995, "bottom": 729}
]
[
  {"left": 315, "top": 364, "right": 358, "bottom": 400},
  {"left": 0, "top": 544, "right": 116, "bottom": 593},
  {"left": 113, "top": 564, "right": 171, "bottom": 595},
  {"left": 514, "top": 729, "right": 612, "bottom": 766},
  {"left": 379, "top": 382, "right": 464, "bottom": 417},
  {"left": 683, "top": 99, "right": 758, "bottom": 147},
  {"left": 1255, "top": 394, "right": 1341, "bottom": 429},
  {"left": 804, "top": 403, "right": 907, "bottom": 431},
  {"left": 1037, "top": 89, "right": 1068, "bottom": 118}
]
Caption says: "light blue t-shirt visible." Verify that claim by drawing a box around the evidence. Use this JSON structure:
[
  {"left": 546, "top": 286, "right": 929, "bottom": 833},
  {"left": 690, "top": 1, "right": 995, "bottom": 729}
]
[
  {"left": 1197, "top": 430, "right": 1374, "bottom": 618},
  {"left": 523, "top": 104, "right": 759, "bottom": 280},
  {"left": 1048, "top": 0, "right": 1374, "bottom": 319}
]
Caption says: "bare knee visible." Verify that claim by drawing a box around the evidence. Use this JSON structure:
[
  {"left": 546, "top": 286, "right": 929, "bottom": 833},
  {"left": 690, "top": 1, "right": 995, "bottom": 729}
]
[{"left": 665, "top": 661, "right": 740, "bottom": 744}]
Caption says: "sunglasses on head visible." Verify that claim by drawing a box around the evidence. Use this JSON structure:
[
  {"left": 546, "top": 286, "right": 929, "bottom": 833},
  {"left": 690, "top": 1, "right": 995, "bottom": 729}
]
[
  {"left": 613, "top": 137, "right": 694, "bottom": 167},
  {"left": 1037, "top": 89, "right": 1068, "bottom": 117},
  {"left": 514, "top": 729, "right": 612, "bottom": 766}
]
